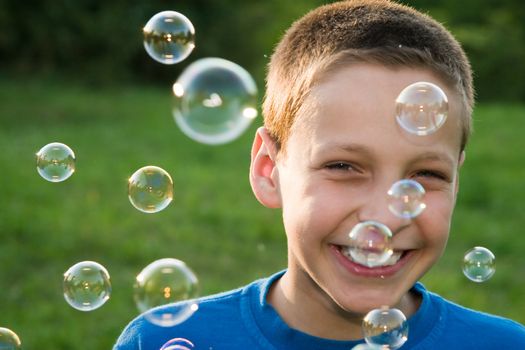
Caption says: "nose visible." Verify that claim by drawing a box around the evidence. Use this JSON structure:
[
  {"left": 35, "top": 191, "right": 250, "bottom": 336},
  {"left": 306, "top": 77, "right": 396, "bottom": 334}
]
[{"left": 356, "top": 182, "right": 411, "bottom": 235}]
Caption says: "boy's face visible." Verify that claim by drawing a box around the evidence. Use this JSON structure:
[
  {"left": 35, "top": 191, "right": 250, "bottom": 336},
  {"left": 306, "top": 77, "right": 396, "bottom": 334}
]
[{"left": 251, "top": 63, "right": 464, "bottom": 314}]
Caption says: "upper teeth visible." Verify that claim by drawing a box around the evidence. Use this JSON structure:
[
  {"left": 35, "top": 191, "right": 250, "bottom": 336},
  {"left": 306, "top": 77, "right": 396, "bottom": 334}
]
[
  {"left": 341, "top": 247, "right": 402, "bottom": 267},
  {"left": 382, "top": 251, "right": 403, "bottom": 266}
]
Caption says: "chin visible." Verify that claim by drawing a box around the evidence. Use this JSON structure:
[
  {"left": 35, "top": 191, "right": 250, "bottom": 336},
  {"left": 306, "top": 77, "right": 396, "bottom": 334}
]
[{"left": 330, "top": 286, "right": 405, "bottom": 316}]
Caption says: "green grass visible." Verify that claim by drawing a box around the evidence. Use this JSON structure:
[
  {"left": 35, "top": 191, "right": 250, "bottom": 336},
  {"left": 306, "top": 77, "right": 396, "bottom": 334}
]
[
  {"left": 421, "top": 104, "right": 525, "bottom": 321},
  {"left": 0, "top": 78, "right": 523, "bottom": 348}
]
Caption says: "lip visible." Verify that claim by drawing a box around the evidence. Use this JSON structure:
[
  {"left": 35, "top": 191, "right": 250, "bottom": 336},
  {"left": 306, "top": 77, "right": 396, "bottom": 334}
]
[{"left": 330, "top": 244, "right": 414, "bottom": 278}]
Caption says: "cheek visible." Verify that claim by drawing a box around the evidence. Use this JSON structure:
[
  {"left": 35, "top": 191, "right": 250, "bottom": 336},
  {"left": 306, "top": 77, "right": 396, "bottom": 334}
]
[
  {"left": 419, "top": 191, "right": 455, "bottom": 243},
  {"left": 281, "top": 186, "right": 346, "bottom": 245}
]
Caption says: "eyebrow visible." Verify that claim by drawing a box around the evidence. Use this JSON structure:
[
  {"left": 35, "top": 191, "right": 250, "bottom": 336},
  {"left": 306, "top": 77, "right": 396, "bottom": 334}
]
[
  {"left": 315, "top": 142, "right": 375, "bottom": 156},
  {"left": 322, "top": 141, "right": 371, "bottom": 153},
  {"left": 411, "top": 152, "right": 456, "bottom": 168}
]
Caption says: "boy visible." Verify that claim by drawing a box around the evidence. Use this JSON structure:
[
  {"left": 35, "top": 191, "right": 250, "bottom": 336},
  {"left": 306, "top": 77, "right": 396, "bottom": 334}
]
[{"left": 114, "top": 1, "right": 525, "bottom": 348}]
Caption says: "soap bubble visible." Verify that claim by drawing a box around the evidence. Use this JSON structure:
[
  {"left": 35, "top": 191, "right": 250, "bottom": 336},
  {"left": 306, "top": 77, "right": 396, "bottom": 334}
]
[
  {"left": 63, "top": 261, "right": 111, "bottom": 311},
  {"left": 160, "top": 338, "right": 195, "bottom": 350},
  {"left": 134, "top": 258, "right": 199, "bottom": 327},
  {"left": 462, "top": 246, "right": 496, "bottom": 283},
  {"left": 128, "top": 166, "right": 174, "bottom": 213},
  {"left": 387, "top": 179, "right": 426, "bottom": 219},
  {"left": 0, "top": 328, "right": 21, "bottom": 349},
  {"left": 351, "top": 344, "right": 382, "bottom": 350},
  {"left": 172, "top": 57, "right": 258, "bottom": 145},
  {"left": 345, "top": 221, "right": 393, "bottom": 268},
  {"left": 395, "top": 81, "right": 448, "bottom": 135},
  {"left": 362, "top": 306, "right": 408, "bottom": 350},
  {"left": 36, "top": 142, "right": 75, "bottom": 182},
  {"left": 143, "top": 10, "right": 195, "bottom": 65}
]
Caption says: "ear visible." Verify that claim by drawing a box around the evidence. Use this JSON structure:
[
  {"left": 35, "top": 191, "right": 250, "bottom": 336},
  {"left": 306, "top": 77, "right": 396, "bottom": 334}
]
[{"left": 249, "top": 127, "right": 281, "bottom": 208}]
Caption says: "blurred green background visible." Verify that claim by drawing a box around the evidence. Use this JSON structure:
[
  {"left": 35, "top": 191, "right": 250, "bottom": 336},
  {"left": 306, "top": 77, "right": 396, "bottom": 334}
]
[{"left": 0, "top": 0, "right": 524, "bottom": 349}]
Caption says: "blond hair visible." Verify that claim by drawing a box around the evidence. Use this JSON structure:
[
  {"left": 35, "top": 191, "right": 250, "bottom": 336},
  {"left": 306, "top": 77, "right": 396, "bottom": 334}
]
[{"left": 263, "top": 0, "right": 474, "bottom": 152}]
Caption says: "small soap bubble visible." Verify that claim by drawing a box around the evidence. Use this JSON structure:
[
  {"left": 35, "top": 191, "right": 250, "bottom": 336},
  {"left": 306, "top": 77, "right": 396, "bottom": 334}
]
[
  {"left": 395, "top": 81, "right": 448, "bottom": 135},
  {"left": 351, "top": 344, "right": 382, "bottom": 350},
  {"left": 462, "top": 246, "right": 496, "bottom": 283},
  {"left": 345, "top": 221, "right": 393, "bottom": 268},
  {"left": 362, "top": 306, "right": 408, "bottom": 350},
  {"left": 172, "top": 57, "right": 258, "bottom": 145},
  {"left": 0, "top": 328, "right": 21, "bottom": 349},
  {"left": 128, "top": 166, "right": 174, "bottom": 213},
  {"left": 36, "top": 142, "right": 75, "bottom": 182},
  {"left": 143, "top": 11, "right": 195, "bottom": 65},
  {"left": 387, "top": 179, "right": 426, "bottom": 219},
  {"left": 160, "top": 338, "right": 195, "bottom": 350},
  {"left": 134, "top": 258, "right": 199, "bottom": 327},
  {"left": 63, "top": 261, "right": 111, "bottom": 311}
]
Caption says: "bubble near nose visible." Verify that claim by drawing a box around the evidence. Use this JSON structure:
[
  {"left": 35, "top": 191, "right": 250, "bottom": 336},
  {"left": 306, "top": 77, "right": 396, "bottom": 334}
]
[
  {"left": 387, "top": 179, "right": 426, "bottom": 219},
  {"left": 347, "top": 221, "right": 393, "bottom": 267},
  {"left": 395, "top": 81, "right": 448, "bottom": 136}
]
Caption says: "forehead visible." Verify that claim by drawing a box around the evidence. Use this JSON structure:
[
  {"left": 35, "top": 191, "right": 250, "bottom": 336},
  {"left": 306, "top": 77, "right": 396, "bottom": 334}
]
[{"left": 287, "top": 63, "right": 463, "bottom": 160}]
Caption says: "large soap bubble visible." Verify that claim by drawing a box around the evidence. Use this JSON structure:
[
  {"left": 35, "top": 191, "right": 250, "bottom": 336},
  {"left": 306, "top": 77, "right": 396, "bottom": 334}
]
[
  {"left": 172, "top": 57, "right": 258, "bottom": 145},
  {"left": 134, "top": 258, "right": 199, "bottom": 327}
]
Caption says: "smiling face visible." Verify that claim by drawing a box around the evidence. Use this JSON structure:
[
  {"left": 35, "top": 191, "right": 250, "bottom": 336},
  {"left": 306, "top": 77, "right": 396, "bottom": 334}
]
[{"left": 251, "top": 63, "right": 464, "bottom": 326}]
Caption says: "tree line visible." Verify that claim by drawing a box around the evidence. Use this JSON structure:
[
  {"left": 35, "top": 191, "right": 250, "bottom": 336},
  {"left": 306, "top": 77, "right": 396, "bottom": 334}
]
[{"left": 1, "top": 0, "right": 523, "bottom": 102}]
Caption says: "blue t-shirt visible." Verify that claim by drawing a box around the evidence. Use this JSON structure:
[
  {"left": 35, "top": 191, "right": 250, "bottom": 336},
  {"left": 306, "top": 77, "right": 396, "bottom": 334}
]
[{"left": 114, "top": 271, "right": 525, "bottom": 349}]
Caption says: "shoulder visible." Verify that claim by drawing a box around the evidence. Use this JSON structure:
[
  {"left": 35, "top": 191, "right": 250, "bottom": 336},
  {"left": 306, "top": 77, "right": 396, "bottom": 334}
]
[
  {"left": 444, "top": 297, "right": 525, "bottom": 335},
  {"left": 113, "top": 288, "right": 245, "bottom": 349},
  {"left": 112, "top": 276, "right": 271, "bottom": 350},
  {"left": 430, "top": 290, "right": 525, "bottom": 346}
]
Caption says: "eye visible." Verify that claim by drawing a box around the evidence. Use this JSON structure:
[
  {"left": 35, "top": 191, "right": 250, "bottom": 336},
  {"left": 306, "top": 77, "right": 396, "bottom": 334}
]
[
  {"left": 325, "top": 162, "right": 356, "bottom": 172},
  {"left": 413, "top": 169, "right": 449, "bottom": 182}
]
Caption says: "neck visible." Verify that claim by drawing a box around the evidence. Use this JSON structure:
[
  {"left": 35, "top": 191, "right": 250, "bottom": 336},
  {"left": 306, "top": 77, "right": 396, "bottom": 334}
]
[{"left": 267, "top": 269, "right": 421, "bottom": 340}]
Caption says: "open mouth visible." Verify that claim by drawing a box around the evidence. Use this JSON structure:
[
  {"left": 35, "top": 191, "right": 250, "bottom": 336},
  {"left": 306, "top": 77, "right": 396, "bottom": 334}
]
[
  {"left": 341, "top": 247, "right": 404, "bottom": 267},
  {"left": 331, "top": 244, "right": 413, "bottom": 277}
]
